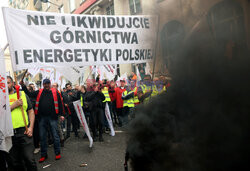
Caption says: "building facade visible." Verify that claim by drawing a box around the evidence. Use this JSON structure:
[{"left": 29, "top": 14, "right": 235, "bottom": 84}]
[{"left": 6, "top": 0, "right": 250, "bottom": 80}]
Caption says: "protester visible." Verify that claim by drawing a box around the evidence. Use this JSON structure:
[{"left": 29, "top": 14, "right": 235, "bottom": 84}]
[
  {"left": 85, "top": 83, "right": 105, "bottom": 142},
  {"left": 101, "top": 80, "right": 112, "bottom": 131},
  {"left": 137, "top": 75, "right": 155, "bottom": 103},
  {"left": 122, "top": 86, "right": 134, "bottom": 124},
  {"left": 64, "top": 83, "right": 80, "bottom": 137},
  {"left": 109, "top": 81, "right": 118, "bottom": 125},
  {"left": 27, "top": 82, "right": 40, "bottom": 154},
  {"left": 20, "top": 79, "right": 64, "bottom": 163},
  {"left": 114, "top": 80, "right": 127, "bottom": 127},
  {"left": 52, "top": 83, "right": 65, "bottom": 147},
  {"left": 80, "top": 85, "right": 90, "bottom": 137},
  {"left": 7, "top": 76, "right": 37, "bottom": 170}
]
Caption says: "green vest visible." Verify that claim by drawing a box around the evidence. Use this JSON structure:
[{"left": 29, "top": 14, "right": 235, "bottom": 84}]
[
  {"left": 151, "top": 85, "right": 158, "bottom": 97},
  {"left": 9, "top": 91, "right": 29, "bottom": 129},
  {"left": 123, "top": 90, "right": 135, "bottom": 108},
  {"left": 80, "top": 96, "right": 84, "bottom": 106},
  {"left": 133, "top": 87, "right": 140, "bottom": 104},
  {"left": 140, "top": 84, "right": 152, "bottom": 103},
  {"left": 102, "top": 87, "right": 111, "bottom": 102}
]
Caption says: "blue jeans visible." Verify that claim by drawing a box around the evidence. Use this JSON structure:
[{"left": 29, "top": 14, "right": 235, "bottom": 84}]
[{"left": 39, "top": 116, "right": 60, "bottom": 157}]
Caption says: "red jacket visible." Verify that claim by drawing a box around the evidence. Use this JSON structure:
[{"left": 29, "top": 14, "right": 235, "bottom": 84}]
[{"left": 114, "top": 87, "right": 126, "bottom": 109}]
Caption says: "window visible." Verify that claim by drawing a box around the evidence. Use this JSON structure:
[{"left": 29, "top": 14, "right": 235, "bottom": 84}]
[
  {"left": 160, "top": 20, "right": 185, "bottom": 68},
  {"left": 129, "top": 0, "right": 142, "bottom": 15},
  {"left": 69, "top": 0, "right": 76, "bottom": 12},
  {"left": 207, "top": 0, "right": 246, "bottom": 60},
  {"left": 106, "top": 2, "right": 114, "bottom": 15}
]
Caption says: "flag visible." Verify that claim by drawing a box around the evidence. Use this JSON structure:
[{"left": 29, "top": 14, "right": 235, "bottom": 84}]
[
  {"left": 104, "top": 103, "right": 115, "bottom": 136},
  {"left": 0, "top": 49, "right": 13, "bottom": 152},
  {"left": 73, "top": 100, "right": 93, "bottom": 148}
]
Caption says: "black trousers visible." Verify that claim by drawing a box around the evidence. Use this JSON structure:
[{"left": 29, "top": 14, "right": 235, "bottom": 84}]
[
  {"left": 33, "top": 119, "right": 39, "bottom": 148},
  {"left": 71, "top": 112, "right": 79, "bottom": 136},
  {"left": 116, "top": 108, "right": 123, "bottom": 126},
  {"left": 0, "top": 150, "right": 10, "bottom": 171},
  {"left": 90, "top": 108, "right": 104, "bottom": 138},
  {"left": 9, "top": 127, "right": 37, "bottom": 171},
  {"left": 66, "top": 115, "right": 71, "bottom": 137}
]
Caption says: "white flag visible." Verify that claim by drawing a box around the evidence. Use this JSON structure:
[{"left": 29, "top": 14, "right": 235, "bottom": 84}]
[
  {"left": 0, "top": 49, "right": 13, "bottom": 152},
  {"left": 104, "top": 103, "right": 115, "bottom": 136},
  {"left": 73, "top": 100, "right": 93, "bottom": 148}
]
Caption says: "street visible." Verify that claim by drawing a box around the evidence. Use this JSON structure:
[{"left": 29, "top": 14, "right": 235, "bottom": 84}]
[{"left": 35, "top": 128, "right": 128, "bottom": 171}]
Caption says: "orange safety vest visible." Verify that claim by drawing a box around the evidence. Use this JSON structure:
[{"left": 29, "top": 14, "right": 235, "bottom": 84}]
[{"left": 35, "top": 88, "right": 59, "bottom": 115}]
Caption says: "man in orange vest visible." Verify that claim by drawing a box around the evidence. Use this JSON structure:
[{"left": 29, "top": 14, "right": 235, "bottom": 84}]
[{"left": 20, "top": 79, "right": 63, "bottom": 163}]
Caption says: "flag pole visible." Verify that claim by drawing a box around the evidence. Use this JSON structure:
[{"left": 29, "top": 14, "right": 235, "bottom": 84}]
[{"left": 5, "top": 43, "right": 28, "bottom": 132}]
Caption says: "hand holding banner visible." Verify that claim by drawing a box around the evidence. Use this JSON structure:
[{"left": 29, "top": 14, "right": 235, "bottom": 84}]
[{"left": 73, "top": 100, "right": 93, "bottom": 148}]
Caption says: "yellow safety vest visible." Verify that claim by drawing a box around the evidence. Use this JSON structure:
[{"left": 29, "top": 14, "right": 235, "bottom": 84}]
[
  {"left": 151, "top": 85, "right": 158, "bottom": 97},
  {"left": 80, "top": 96, "right": 84, "bottom": 106},
  {"left": 123, "top": 91, "right": 135, "bottom": 108},
  {"left": 140, "top": 84, "right": 153, "bottom": 103},
  {"left": 159, "top": 86, "right": 166, "bottom": 94},
  {"left": 102, "top": 87, "right": 111, "bottom": 102},
  {"left": 9, "top": 91, "right": 29, "bottom": 129},
  {"left": 133, "top": 87, "right": 140, "bottom": 104}
]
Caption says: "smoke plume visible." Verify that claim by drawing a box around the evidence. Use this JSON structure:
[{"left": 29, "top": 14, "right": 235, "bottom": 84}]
[{"left": 126, "top": 2, "right": 250, "bottom": 170}]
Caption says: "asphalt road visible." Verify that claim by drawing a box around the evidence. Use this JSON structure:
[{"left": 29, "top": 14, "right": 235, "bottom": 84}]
[{"left": 35, "top": 128, "right": 128, "bottom": 171}]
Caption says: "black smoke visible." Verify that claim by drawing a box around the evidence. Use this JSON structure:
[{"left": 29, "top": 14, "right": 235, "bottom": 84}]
[{"left": 126, "top": 7, "right": 250, "bottom": 171}]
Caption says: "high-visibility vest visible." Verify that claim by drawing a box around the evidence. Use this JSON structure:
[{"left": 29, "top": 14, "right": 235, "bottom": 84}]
[
  {"left": 159, "top": 86, "right": 166, "bottom": 94},
  {"left": 35, "top": 88, "right": 59, "bottom": 115},
  {"left": 123, "top": 90, "right": 135, "bottom": 108},
  {"left": 80, "top": 96, "right": 84, "bottom": 106},
  {"left": 133, "top": 87, "right": 140, "bottom": 104},
  {"left": 102, "top": 87, "right": 111, "bottom": 102},
  {"left": 151, "top": 85, "right": 158, "bottom": 97},
  {"left": 140, "top": 84, "right": 152, "bottom": 103},
  {"left": 9, "top": 91, "right": 29, "bottom": 129}
]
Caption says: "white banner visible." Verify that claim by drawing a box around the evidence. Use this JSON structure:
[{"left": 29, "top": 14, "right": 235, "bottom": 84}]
[
  {"left": 57, "top": 67, "right": 84, "bottom": 84},
  {"left": 0, "top": 49, "right": 13, "bottom": 152},
  {"left": 73, "top": 100, "right": 93, "bottom": 148},
  {"left": 2, "top": 7, "right": 158, "bottom": 71},
  {"left": 104, "top": 102, "right": 115, "bottom": 136}
]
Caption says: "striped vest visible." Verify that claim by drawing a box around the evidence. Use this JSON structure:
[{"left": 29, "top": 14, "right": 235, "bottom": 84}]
[{"left": 34, "top": 88, "right": 59, "bottom": 115}]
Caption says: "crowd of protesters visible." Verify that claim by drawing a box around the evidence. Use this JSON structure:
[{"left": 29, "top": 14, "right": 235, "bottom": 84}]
[{"left": 0, "top": 72, "right": 170, "bottom": 171}]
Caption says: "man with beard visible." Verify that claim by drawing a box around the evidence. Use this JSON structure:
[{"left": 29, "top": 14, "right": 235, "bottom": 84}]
[
  {"left": 85, "top": 83, "right": 105, "bottom": 142},
  {"left": 20, "top": 79, "right": 63, "bottom": 163},
  {"left": 7, "top": 76, "right": 37, "bottom": 170}
]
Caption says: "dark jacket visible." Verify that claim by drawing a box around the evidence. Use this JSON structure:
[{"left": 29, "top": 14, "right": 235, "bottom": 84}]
[
  {"left": 84, "top": 91, "right": 105, "bottom": 110},
  {"left": 21, "top": 85, "right": 63, "bottom": 119},
  {"left": 63, "top": 90, "right": 80, "bottom": 113}
]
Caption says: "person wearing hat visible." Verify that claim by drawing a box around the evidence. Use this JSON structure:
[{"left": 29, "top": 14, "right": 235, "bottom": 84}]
[{"left": 20, "top": 79, "right": 64, "bottom": 163}]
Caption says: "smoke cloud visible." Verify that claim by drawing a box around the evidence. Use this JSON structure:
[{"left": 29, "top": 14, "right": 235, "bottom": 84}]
[{"left": 126, "top": 1, "right": 250, "bottom": 170}]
